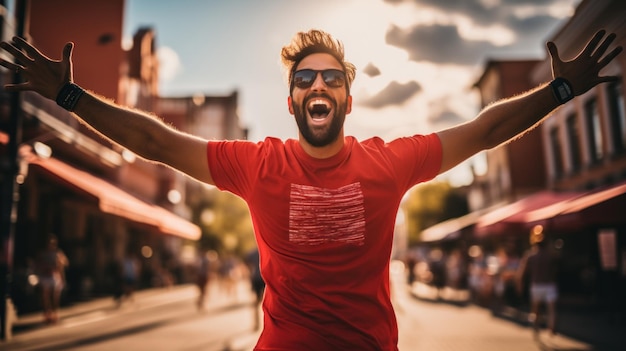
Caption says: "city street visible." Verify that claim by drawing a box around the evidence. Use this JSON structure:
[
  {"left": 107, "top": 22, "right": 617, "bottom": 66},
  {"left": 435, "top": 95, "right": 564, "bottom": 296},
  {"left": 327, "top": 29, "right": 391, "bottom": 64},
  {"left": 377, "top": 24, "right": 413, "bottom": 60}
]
[
  {"left": 0, "top": 262, "right": 613, "bottom": 351},
  {"left": 1, "top": 1, "right": 624, "bottom": 350}
]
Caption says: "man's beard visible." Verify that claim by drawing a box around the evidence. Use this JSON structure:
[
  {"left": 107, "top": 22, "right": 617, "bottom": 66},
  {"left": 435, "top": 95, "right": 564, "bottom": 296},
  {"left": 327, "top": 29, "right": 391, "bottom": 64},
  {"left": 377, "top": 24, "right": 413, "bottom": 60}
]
[{"left": 292, "top": 94, "right": 347, "bottom": 147}]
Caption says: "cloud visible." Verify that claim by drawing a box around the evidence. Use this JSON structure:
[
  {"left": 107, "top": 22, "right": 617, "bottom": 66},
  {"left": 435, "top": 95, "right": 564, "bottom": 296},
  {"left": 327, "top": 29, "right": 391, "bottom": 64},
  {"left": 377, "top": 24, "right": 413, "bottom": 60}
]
[
  {"left": 428, "top": 109, "right": 467, "bottom": 127},
  {"left": 382, "top": 0, "right": 577, "bottom": 66},
  {"left": 362, "top": 63, "right": 381, "bottom": 77},
  {"left": 385, "top": 24, "right": 494, "bottom": 65},
  {"left": 383, "top": 0, "right": 571, "bottom": 25},
  {"left": 506, "top": 14, "right": 563, "bottom": 45},
  {"left": 357, "top": 80, "right": 422, "bottom": 109},
  {"left": 426, "top": 94, "right": 475, "bottom": 129}
]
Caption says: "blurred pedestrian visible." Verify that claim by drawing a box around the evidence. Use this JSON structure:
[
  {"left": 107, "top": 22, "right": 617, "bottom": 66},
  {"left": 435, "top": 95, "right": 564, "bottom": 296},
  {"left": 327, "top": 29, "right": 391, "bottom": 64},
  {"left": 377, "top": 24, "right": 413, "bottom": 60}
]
[
  {"left": 445, "top": 249, "right": 464, "bottom": 289},
  {"left": 195, "top": 249, "right": 212, "bottom": 310},
  {"left": 468, "top": 250, "right": 487, "bottom": 304},
  {"left": 245, "top": 248, "right": 265, "bottom": 330},
  {"left": 492, "top": 246, "right": 520, "bottom": 315},
  {"left": 516, "top": 225, "right": 560, "bottom": 335},
  {"left": 116, "top": 251, "right": 140, "bottom": 306},
  {"left": 218, "top": 254, "right": 240, "bottom": 299},
  {"left": 36, "top": 234, "right": 69, "bottom": 323},
  {"left": 429, "top": 249, "right": 446, "bottom": 298},
  {"left": 1, "top": 26, "right": 620, "bottom": 350},
  {"left": 405, "top": 254, "right": 416, "bottom": 285}
]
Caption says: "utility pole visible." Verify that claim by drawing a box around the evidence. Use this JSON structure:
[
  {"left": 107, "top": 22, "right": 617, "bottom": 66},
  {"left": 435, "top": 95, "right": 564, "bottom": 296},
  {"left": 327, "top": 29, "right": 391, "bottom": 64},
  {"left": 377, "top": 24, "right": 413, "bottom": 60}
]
[{"left": 0, "top": 0, "right": 28, "bottom": 340}]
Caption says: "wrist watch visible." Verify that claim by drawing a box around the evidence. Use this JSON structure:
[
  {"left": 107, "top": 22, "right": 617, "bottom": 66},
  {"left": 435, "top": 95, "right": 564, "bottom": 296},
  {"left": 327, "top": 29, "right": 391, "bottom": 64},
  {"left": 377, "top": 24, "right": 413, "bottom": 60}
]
[{"left": 550, "top": 77, "right": 574, "bottom": 105}]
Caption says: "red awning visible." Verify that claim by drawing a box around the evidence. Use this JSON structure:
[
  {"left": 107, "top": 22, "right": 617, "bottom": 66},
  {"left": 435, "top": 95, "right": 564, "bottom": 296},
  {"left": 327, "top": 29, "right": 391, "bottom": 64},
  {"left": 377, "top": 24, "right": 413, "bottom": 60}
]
[
  {"left": 420, "top": 206, "right": 497, "bottom": 243},
  {"left": 421, "top": 213, "right": 477, "bottom": 243},
  {"left": 519, "top": 193, "right": 587, "bottom": 227},
  {"left": 25, "top": 151, "right": 201, "bottom": 240},
  {"left": 474, "top": 182, "right": 626, "bottom": 236},
  {"left": 549, "top": 181, "right": 626, "bottom": 230},
  {"left": 474, "top": 191, "right": 581, "bottom": 237}
]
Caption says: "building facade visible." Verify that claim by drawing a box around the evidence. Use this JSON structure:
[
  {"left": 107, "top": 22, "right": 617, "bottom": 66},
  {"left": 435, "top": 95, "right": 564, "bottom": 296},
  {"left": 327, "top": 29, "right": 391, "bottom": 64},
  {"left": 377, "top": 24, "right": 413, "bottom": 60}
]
[
  {"left": 0, "top": 0, "right": 245, "bottom": 321},
  {"left": 418, "top": 0, "right": 626, "bottom": 310}
]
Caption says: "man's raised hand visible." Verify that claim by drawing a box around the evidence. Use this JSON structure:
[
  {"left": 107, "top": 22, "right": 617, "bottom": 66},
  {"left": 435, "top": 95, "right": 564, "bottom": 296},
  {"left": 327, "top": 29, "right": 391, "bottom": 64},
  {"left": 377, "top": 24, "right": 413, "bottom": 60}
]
[
  {"left": 0, "top": 37, "right": 74, "bottom": 101},
  {"left": 548, "top": 29, "right": 622, "bottom": 97}
]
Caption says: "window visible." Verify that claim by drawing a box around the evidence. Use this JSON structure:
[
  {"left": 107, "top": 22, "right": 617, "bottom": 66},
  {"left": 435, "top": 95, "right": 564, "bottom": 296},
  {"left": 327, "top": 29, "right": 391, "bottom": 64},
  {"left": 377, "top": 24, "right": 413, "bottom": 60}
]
[
  {"left": 550, "top": 127, "right": 564, "bottom": 178},
  {"left": 566, "top": 114, "right": 581, "bottom": 172},
  {"left": 585, "top": 98, "right": 603, "bottom": 164},
  {"left": 607, "top": 82, "right": 625, "bottom": 154}
]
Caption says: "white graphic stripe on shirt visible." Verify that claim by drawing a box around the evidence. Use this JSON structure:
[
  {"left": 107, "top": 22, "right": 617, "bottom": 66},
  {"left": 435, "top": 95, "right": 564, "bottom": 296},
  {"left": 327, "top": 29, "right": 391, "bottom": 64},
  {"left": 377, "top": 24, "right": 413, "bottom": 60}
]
[{"left": 289, "top": 183, "right": 365, "bottom": 246}]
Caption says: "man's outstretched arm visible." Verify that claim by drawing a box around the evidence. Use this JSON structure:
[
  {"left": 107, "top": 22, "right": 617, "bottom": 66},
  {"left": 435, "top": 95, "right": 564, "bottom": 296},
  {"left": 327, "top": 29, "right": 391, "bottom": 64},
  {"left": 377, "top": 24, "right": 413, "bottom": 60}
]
[
  {"left": 437, "top": 30, "right": 622, "bottom": 175},
  {"left": 0, "top": 37, "right": 214, "bottom": 185}
]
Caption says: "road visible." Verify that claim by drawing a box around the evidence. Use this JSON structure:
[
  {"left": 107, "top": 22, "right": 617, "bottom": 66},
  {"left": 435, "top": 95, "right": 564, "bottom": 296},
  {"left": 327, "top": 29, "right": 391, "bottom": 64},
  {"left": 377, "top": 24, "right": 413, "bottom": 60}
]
[{"left": 1, "top": 261, "right": 602, "bottom": 351}]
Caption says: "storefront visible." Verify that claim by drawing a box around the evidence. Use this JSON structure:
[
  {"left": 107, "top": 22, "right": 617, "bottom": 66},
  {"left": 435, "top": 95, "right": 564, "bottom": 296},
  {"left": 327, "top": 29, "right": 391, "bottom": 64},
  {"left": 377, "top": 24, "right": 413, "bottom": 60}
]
[
  {"left": 11, "top": 148, "right": 201, "bottom": 314},
  {"left": 416, "top": 183, "right": 626, "bottom": 309}
]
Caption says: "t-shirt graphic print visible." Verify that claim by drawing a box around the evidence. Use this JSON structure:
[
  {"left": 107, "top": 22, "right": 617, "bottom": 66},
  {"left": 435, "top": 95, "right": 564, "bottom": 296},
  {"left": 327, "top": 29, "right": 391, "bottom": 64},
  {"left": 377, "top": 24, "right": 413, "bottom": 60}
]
[{"left": 289, "top": 182, "right": 365, "bottom": 246}]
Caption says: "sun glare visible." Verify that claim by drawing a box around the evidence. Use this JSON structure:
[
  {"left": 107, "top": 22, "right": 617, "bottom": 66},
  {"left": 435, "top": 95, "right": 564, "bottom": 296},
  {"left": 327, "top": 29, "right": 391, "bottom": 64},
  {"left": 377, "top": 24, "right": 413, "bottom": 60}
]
[{"left": 157, "top": 46, "right": 182, "bottom": 82}]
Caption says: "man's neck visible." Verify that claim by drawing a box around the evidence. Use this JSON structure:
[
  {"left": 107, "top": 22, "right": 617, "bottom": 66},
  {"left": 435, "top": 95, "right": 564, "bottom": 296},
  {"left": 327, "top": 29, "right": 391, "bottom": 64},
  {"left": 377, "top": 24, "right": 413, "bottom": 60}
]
[{"left": 298, "top": 134, "right": 345, "bottom": 159}]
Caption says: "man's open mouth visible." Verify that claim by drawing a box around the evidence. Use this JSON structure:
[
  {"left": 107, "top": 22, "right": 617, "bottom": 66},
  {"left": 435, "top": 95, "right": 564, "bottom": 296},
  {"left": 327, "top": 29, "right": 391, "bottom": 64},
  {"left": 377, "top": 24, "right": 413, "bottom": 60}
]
[{"left": 308, "top": 99, "right": 331, "bottom": 120}]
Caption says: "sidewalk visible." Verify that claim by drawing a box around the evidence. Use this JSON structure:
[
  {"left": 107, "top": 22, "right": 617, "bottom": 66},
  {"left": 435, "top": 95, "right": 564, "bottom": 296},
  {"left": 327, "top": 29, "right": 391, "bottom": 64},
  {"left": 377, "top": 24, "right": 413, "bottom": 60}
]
[
  {"left": 10, "top": 284, "right": 198, "bottom": 335},
  {"left": 4, "top": 283, "right": 261, "bottom": 351},
  {"left": 409, "top": 281, "right": 624, "bottom": 351}
]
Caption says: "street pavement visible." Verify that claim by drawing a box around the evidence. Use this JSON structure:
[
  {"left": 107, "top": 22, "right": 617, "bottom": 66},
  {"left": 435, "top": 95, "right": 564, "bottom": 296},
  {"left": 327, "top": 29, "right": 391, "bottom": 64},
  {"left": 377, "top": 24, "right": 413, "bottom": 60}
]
[
  {"left": 391, "top": 261, "right": 600, "bottom": 351},
  {"left": 397, "top": 284, "right": 593, "bottom": 351},
  {"left": 0, "top": 261, "right": 621, "bottom": 350}
]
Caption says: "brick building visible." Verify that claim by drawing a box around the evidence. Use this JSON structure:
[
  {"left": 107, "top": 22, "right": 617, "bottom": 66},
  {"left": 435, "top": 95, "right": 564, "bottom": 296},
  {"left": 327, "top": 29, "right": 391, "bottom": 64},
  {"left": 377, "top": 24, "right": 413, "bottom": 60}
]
[{"left": 0, "top": 0, "right": 245, "bottom": 319}]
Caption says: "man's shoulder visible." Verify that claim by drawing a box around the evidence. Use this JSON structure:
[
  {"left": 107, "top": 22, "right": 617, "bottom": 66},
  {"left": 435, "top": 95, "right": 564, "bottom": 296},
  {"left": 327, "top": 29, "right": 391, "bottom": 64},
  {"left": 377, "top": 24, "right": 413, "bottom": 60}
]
[
  {"left": 354, "top": 133, "right": 438, "bottom": 155},
  {"left": 208, "top": 136, "right": 292, "bottom": 152},
  {"left": 357, "top": 133, "right": 436, "bottom": 144}
]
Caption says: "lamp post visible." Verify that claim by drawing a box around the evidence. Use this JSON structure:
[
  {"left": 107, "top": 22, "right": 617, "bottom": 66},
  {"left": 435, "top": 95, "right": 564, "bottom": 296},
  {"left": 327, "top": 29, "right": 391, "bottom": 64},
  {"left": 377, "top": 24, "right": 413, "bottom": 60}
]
[{"left": 0, "top": 0, "right": 29, "bottom": 340}]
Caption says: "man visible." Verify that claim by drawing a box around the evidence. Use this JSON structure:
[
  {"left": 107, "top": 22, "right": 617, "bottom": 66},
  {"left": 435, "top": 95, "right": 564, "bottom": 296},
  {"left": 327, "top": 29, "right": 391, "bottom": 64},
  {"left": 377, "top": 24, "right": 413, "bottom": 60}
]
[
  {"left": 36, "top": 234, "right": 68, "bottom": 323},
  {"left": 195, "top": 249, "right": 212, "bottom": 310},
  {"left": 245, "top": 247, "right": 265, "bottom": 330},
  {"left": 0, "top": 29, "right": 621, "bottom": 350},
  {"left": 517, "top": 225, "right": 560, "bottom": 336}
]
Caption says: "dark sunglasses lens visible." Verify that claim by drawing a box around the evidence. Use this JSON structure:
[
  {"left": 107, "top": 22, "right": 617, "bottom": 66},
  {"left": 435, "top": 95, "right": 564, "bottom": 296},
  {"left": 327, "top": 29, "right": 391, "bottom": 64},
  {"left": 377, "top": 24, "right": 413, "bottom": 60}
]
[
  {"left": 322, "top": 70, "right": 345, "bottom": 87},
  {"left": 293, "top": 70, "right": 316, "bottom": 88},
  {"left": 292, "top": 69, "right": 346, "bottom": 89}
]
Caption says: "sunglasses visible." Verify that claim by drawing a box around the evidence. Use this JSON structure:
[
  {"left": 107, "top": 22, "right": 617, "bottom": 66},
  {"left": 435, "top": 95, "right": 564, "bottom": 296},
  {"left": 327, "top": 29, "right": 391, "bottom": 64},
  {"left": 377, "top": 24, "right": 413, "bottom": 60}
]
[{"left": 292, "top": 69, "right": 347, "bottom": 89}]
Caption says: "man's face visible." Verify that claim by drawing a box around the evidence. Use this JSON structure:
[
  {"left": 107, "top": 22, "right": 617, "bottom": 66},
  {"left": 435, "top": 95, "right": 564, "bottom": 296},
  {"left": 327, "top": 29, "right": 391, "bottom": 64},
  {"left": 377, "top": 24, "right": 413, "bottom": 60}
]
[{"left": 288, "top": 53, "right": 352, "bottom": 148}]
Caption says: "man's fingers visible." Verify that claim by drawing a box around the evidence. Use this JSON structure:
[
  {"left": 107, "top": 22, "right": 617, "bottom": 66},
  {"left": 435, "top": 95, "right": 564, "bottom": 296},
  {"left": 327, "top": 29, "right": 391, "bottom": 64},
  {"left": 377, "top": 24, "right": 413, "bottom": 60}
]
[
  {"left": 547, "top": 41, "right": 561, "bottom": 63},
  {"left": 0, "top": 58, "right": 17, "bottom": 71},
  {"left": 3, "top": 82, "right": 30, "bottom": 92},
  {"left": 62, "top": 42, "right": 73, "bottom": 64},
  {"left": 598, "top": 46, "right": 623, "bottom": 68},
  {"left": 3, "top": 83, "right": 19, "bottom": 91},
  {"left": 592, "top": 32, "right": 617, "bottom": 60},
  {"left": 12, "top": 36, "right": 45, "bottom": 61},
  {"left": 596, "top": 75, "right": 621, "bottom": 85},
  {"left": 582, "top": 29, "right": 606, "bottom": 57},
  {"left": 0, "top": 41, "right": 28, "bottom": 63}
]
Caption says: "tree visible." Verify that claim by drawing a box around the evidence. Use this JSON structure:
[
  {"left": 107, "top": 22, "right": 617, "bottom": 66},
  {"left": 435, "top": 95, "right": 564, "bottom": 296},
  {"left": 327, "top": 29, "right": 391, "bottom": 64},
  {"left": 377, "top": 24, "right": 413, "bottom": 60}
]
[
  {"left": 402, "top": 181, "right": 469, "bottom": 245},
  {"left": 194, "top": 190, "right": 255, "bottom": 257}
]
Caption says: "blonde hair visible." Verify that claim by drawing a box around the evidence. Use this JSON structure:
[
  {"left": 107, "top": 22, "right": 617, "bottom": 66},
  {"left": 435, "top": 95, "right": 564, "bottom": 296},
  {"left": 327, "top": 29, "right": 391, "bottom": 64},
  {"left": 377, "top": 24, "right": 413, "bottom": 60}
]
[{"left": 280, "top": 29, "right": 356, "bottom": 92}]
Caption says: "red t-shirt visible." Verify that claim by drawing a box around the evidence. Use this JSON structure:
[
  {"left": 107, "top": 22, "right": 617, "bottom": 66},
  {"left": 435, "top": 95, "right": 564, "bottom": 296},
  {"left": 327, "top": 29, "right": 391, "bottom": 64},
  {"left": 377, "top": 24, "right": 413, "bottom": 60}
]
[{"left": 207, "top": 134, "right": 442, "bottom": 350}]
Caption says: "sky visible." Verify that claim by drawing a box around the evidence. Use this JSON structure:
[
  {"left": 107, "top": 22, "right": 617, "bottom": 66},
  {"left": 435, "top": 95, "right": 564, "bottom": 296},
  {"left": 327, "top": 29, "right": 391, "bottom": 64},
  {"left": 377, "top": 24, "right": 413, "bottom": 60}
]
[{"left": 123, "top": 0, "right": 580, "bottom": 186}]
